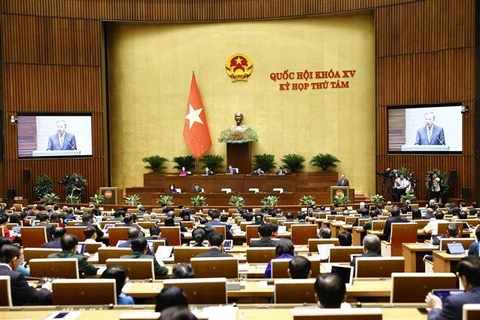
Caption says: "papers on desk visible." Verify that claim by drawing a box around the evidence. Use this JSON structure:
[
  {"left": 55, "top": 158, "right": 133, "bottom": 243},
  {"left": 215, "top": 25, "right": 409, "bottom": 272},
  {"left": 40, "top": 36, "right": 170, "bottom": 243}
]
[
  {"left": 234, "top": 230, "right": 246, "bottom": 236},
  {"left": 238, "top": 263, "right": 249, "bottom": 272},
  {"left": 195, "top": 306, "right": 238, "bottom": 320},
  {"left": 156, "top": 246, "right": 174, "bottom": 260},
  {"left": 317, "top": 244, "right": 334, "bottom": 260},
  {"left": 257, "top": 280, "right": 274, "bottom": 288},
  {"left": 277, "top": 226, "right": 287, "bottom": 234}
]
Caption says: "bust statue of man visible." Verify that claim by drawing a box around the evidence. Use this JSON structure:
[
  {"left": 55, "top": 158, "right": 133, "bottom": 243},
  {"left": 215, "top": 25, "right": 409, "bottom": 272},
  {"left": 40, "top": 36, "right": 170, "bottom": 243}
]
[{"left": 231, "top": 112, "right": 249, "bottom": 132}]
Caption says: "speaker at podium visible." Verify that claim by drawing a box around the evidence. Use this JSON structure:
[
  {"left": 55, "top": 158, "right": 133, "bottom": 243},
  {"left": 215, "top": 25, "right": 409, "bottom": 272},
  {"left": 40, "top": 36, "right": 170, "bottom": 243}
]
[{"left": 99, "top": 187, "right": 122, "bottom": 205}]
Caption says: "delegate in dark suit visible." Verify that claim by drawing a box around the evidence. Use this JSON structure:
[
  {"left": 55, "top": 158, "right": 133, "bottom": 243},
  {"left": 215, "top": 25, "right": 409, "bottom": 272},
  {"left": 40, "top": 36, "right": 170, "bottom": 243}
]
[
  {"left": 121, "top": 251, "right": 168, "bottom": 277},
  {"left": 75, "top": 222, "right": 104, "bottom": 238},
  {"left": 47, "top": 132, "right": 77, "bottom": 150},
  {"left": 415, "top": 125, "right": 445, "bottom": 145},
  {"left": 194, "top": 248, "right": 233, "bottom": 258},
  {"left": 383, "top": 211, "right": 408, "bottom": 241},
  {"left": 350, "top": 251, "right": 381, "bottom": 268},
  {"left": 428, "top": 286, "right": 480, "bottom": 320},
  {"left": 250, "top": 237, "right": 277, "bottom": 247},
  {"left": 48, "top": 250, "right": 98, "bottom": 276},
  {"left": 0, "top": 265, "right": 51, "bottom": 305},
  {"left": 206, "top": 220, "right": 233, "bottom": 239},
  {"left": 41, "top": 238, "right": 62, "bottom": 249}
]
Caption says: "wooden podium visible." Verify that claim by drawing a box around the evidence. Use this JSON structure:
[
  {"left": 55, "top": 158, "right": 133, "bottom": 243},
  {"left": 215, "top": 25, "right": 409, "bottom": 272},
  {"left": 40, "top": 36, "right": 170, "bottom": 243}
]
[
  {"left": 99, "top": 187, "right": 122, "bottom": 205},
  {"left": 226, "top": 143, "right": 252, "bottom": 174}
]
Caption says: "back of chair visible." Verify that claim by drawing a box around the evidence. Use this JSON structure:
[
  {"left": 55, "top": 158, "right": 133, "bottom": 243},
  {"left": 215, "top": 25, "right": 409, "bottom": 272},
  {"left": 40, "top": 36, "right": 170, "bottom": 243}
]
[
  {"left": 67, "top": 220, "right": 83, "bottom": 226},
  {"left": 20, "top": 227, "right": 48, "bottom": 247},
  {"left": 150, "top": 239, "right": 166, "bottom": 253},
  {"left": 270, "top": 258, "right": 320, "bottom": 279},
  {"left": 274, "top": 279, "right": 316, "bottom": 303},
  {"left": 437, "top": 222, "right": 464, "bottom": 237},
  {"left": 371, "top": 220, "right": 386, "bottom": 231},
  {"left": 329, "top": 246, "right": 364, "bottom": 263},
  {"left": 173, "top": 247, "right": 210, "bottom": 263},
  {"left": 213, "top": 225, "right": 227, "bottom": 239},
  {"left": 100, "top": 221, "right": 120, "bottom": 229},
  {"left": 291, "top": 224, "right": 317, "bottom": 245},
  {"left": 308, "top": 238, "right": 339, "bottom": 253},
  {"left": 355, "top": 257, "right": 405, "bottom": 278},
  {"left": 246, "top": 247, "right": 276, "bottom": 263},
  {"left": 190, "top": 257, "right": 239, "bottom": 279},
  {"left": 463, "top": 304, "right": 480, "bottom": 320},
  {"left": 389, "top": 223, "right": 417, "bottom": 256},
  {"left": 52, "top": 279, "right": 116, "bottom": 305},
  {"left": 106, "top": 258, "right": 154, "bottom": 280},
  {"left": 84, "top": 242, "right": 103, "bottom": 254},
  {"left": 391, "top": 272, "right": 457, "bottom": 303},
  {"left": 29, "top": 258, "right": 79, "bottom": 279},
  {"left": 181, "top": 221, "right": 194, "bottom": 229},
  {"left": 138, "top": 221, "right": 155, "bottom": 229},
  {"left": 107, "top": 227, "right": 130, "bottom": 246},
  {"left": 66, "top": 226, "right": 87, "bottom": 241},
  {"left": 414, "top": 220, "right": 429, "bottom": 229},
  {"left": 163, "top": 278, "right": 227, "bottom": 304},
  {"left": 246, "top": 225, "right": 259, "bottom": 244},
  {"left": 24, "top": 248, "right": 62, "bottom": 263},
  {"left": 292, "top": 308, "right": 383, "bottom": 320},
  {"left": 98, "top": 247, "right": 132, "bottom": 264},
  {"left": 440, "top": 238, "right": 475, "bottom": 251},
  {"left": 0, "top": 276, "right": 12, "bottom": 307},
  {"left": 240, "top": 221, "right": 253, "bottom": 232},
  {"left": 161, "top": 226, "right": 182, "bottom": 246}
]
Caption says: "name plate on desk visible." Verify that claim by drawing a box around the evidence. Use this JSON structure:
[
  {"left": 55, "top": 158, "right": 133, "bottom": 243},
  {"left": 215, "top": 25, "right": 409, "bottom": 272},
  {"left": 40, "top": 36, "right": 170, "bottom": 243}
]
[
  {"left": 401, "top": 145, "right": 450, "bottom": 152},
  {"left": 32, "top": 150, "right": 81, "bottom": 157}
]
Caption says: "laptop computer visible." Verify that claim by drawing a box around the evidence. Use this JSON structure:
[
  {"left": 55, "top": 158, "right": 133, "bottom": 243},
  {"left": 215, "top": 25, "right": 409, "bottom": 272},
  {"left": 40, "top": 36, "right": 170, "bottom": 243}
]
[
  {"left": 446, "top": 242, "right": 465, "bottom": 255},
  {"left": 103, "top": 224, "right": 115, "bottom": 232},
  {"left": 223, "top": 239, "right": 233, "bottom": 251},
  {"left": 11, "top": 226, "right": 21, "bottom": 234},
  {"left": 331, "top": 265, "right": 354, "bottom": 287},
  {"left": 76, "top": 242, "right": 86, "bottom": 255}
]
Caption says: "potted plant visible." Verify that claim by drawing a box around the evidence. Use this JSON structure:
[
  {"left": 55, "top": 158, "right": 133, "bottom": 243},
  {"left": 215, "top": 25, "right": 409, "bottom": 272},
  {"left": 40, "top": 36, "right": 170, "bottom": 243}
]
[
  {"left": 142, "top": 155, "right": 169, "bottom": 173},
  {"left": 299, "top": 195, "right": 315, "bottom": 206},
  {"left": 281, "top": 154, "right": 305, "bottom": 173},
  {"left": 310, "top": 153, "right": 341, "bottom": 171},
  {"left": 253, "top": 154, "right": 276, "bottom": 172},
  {"left": 90, "top": 194, "right": 105, "bottom": 205},
  {"left": 33, "top": 175, "right": 54, "bottom": 200},
  {"left": 261, "top": 195, "right": 279, "bottom": 208},
  {"left": 229, "top": 195, "right": 245, "bottom": 207},
  {"left": 173, "top": 156, "right": 196, "bottom": 172},
  {"left": 191, "top": 195, "right": 207, "bottom": 207},
  {"left": 199, "top": 155, "right": 224, "bottom": 173},
  {"left": 66, "top": 194, "right": 80, "bottom": 204},
  {"left": 156, "top": 195, "right": 174, "bottom": 206},
  {"left": 124, "top": 194, "right": 141, "bottom": 206},
  {"left": 333, "top": 194, "right": 349, "bottom": 205},
  {"left": 44, "top": 193, "right": 60, "bottom": 205},
  {"left": 401, "top": 193, "right": 417, "bottom": 203},
  {"left": 370, "top": 194, "right": 384, "bottom": 205}
]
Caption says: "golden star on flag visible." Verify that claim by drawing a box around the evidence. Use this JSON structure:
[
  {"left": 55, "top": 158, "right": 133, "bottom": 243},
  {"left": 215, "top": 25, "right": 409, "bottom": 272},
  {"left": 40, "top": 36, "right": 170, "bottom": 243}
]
[{"left": 185, "top": 104, "right": 204, "bottom": 129}]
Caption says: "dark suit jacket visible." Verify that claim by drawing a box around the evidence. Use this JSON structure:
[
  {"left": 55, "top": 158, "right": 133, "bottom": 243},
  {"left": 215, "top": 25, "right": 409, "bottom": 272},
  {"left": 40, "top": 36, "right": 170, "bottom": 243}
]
[
  {"left": 383, "top": 216, "right": 409, "bottom": 241},
  {"left": 337, "top": 178, "right": 349, "bottom": 186},
  {"left": 48, "top": 250, "right": 98, "bottom": 276},
  {"left": 206, "top": 220, "right": 233, "bottom": 239},
  {"left": 194, "top": 248, "right": 233, "bottom": 258},
  {"left": 75, "top": 222, "right": 104, "bottom": 238},
  {"left": 121, "top": 251, "right": 168, "bottom": 277},
  {"left": 428, "top": 286, "right": 480, "bottom": 320},
  {"left": 250, "top": 237, "right": 277, "bottom": 247},
  {"left": 36, "top": 223, "right": 54, "bottom": 242},
  {"left": 40, "top": 238, "right": 62, "bottom": 249},
  {"left": 350, "top": 251, "right": 381, "bottom": 268},
  {"left": 468, "top": 241, "right": 479, "bottom": 256},
  {"left": 0, "top": 265, "right": 51, "bottom": 305}
]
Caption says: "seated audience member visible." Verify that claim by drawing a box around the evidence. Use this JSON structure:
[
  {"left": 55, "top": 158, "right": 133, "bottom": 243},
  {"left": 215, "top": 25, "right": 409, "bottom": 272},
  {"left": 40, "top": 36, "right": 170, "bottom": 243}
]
[
  {"left": 319, "top": 227, "right": 332, "bottom": 239},
  {"left": 383, "top": 206, "right": 408, "bottom": 241},
  {"left": 425, "top": 223, "right": 460, "bottom": 261},
  {"left": 252, "top": 168, "right": 265, "bottom": 175},
  {"left": 205, "top": 209, "right": 233, "bottom": 239},
  {"left": 41, "top": 227, "right": 66, "bottom": 248},
  {"left": 277, "top": 166, "right": 287, "bottom": 175},
  {"left": 76, "top": 213, "right": 104, "bottom": 238},
  {"left": 411, "top": 208, "right": 422, "bottom": 220},
  {"left": 468, "top": 226, "right": 480, "bottom": 256},
  {"left": 191, "top": 183, "right": 202, "bottom": 192},
  {"left": 253, "top": 214, "right": 264, "bottom": 225},
  {"left": 0, "top": 237, "right": 29, "bottom": 277},
  {"left": 422, "top": 211, "right": 448, "bottom": 239},
  {"left": 191, "top": 227, "right": 207, "bottom": 247},
  {"left": 297, "top": 212, "right": 307, "bottom": 223},
  {"left": 250, "top": 223, "right": 276, "bottom": 247},
  {"left": 146, "top": 226, "right": 170, "bottom": 246},
  {"left": 0, "top": 244, "right": 52, "bottom": 305},
  {"left": 168, "top": 184, "right": 178, "bottom": 193},
  {"left": 83, "top": 226, "right": 105, "bottom": 246},
  {"left": 270, "top": 223, "right": 279, "bottom": 238},
  {"left": 423, "top": 207, "right": 435, "bottom": 220},
  {"left": 288, "top": 256, "right": 312, "bottom": 279},
  {"left": 338, "top": 231, "right": 352, "bottom": 246},
  {"left": 155, "top": 286, "right": 189, "bottom": 312},
  {"left": 425, "top": 256, "right": 480, "bottom": 320},
  {"left": 101, "top": 266, "right": 134, "bottom": 305},
  {"left": 36, "top": 213, "right": 55, "bottom": 241},
  {"left": 194, "top": 231, "right": 232, "bottom": 258},
  {"left": 264, "top": 239, "right": 295, "bottom": 278},
  {"left": 111, "top": 209, "right": 125, "bottom": 222},
  {"left": 48, "top": 234, "right": 98, "bottom": 276},
  {"left": 285, "top": 212, "right": 294, "bottom": 222},
  {"left": 363, "top": 210, "right": 379, "bottom": 232},
  {"left": 160, "top": 306, "right": 198, "bottom": 320},
  {"left": 179, "top": 166, "right": 188, "bottom": 176},
  {"left": 121, "top": 237, "right": 168, "bottom": 277},
  {"left": 1, "top": 216, "right": 16, "bottom": 241},
  {"left": 350, "top": 234, "right": 381, "bottom": 268},
  {"left": 353, "top": 208, "right": 370, "bottom": 227},
  {"left": 171, "top": 263, "right": 195, "bottom": 279},
  {"left": 117, "top": 227, "right": 141, "bottom": 248},
  {"left": 314, "top": 273, "right": 347, "bottom": 309},
  {"left": 49, "top": 213, "right": 65, "bottom": 228}
]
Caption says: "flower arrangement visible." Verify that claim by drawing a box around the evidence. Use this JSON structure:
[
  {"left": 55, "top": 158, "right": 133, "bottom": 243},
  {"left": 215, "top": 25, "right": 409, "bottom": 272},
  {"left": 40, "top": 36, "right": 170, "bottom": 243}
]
[
  {"left": 229, "top": 195, "right": 245, "bottom": 207},
  {"left": 370, "top": 194, "right": 384, "bottom": 204},
  {"left": 333, "top": 194, "right": 349, "bottom": 205},
  {"left": 299, "top": 195, "right": 315, "bottom": 206},
  {"left": 218, "top": 127, "right": 258, "bottom": 143},
  {"left": 191, "top": 195, "right": 208, "bottom": 207},
  {"left": 124, "top": 194, "right": 141, "bottom": 206}
]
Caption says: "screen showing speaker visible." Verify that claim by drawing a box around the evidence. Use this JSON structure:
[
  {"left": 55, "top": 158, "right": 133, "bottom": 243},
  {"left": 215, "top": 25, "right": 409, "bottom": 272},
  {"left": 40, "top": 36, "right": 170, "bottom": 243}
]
[
  {"left": 17, "top": 114, "right": 93, "bottom": 158},
  {"left": 387, "top": 103, "right": 463, "bottom": 153}
]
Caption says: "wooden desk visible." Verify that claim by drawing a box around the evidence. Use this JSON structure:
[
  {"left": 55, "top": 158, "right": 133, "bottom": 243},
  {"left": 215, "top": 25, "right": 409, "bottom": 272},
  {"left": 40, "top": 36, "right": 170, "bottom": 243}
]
[
  {"left": 402, "top": 243, "right": 437, "bottom": 272},
  {"left": 0, "top": 304, "right": 429, "bottom": 320},
  {"left": 432, "top": 251, "right": 466, "bottom": 273},
  {"left": 352, "top": 227, "right": 365, "bottom": 246}
]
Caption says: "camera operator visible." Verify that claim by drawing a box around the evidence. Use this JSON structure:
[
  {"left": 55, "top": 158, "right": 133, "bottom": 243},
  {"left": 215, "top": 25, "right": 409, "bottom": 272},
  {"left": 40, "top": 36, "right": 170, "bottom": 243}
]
[
  {"left": 394, "top": 173, "right": 408, "bottom": 202},
  {"left": 406, "top": 173, "right": 416, "bottom": 194},
  {"left": 428, "top": 172, "right": 442, "bottom": 204}
]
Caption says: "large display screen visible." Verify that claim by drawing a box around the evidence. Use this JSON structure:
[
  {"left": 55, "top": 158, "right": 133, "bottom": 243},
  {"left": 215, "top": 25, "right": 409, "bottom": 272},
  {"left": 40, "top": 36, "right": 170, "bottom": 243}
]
[
  {"left": 388, "top": 104, "right": 463, "bottom": 153},
  {"left": 17, "top": 114, "right": 93, "bottom": 158}
]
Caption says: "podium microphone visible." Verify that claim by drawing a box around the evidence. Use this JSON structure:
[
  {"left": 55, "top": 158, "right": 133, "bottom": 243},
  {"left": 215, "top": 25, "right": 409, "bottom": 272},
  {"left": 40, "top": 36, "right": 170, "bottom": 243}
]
[{"left": 436, "top": 136, "right": 445, "bottom": 145}]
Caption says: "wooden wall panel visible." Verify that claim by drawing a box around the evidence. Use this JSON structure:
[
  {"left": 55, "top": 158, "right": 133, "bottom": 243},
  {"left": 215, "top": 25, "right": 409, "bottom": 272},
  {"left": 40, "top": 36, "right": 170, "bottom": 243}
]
[{"left": 0, "top": 0, "right": 476, "bottom": 202}]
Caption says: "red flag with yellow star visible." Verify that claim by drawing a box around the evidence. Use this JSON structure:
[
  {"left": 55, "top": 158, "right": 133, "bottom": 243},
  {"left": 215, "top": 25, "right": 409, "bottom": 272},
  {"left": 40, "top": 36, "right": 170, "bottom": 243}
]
[{"left": 183, "top": 73, "right": 212, "bottom": 158}]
